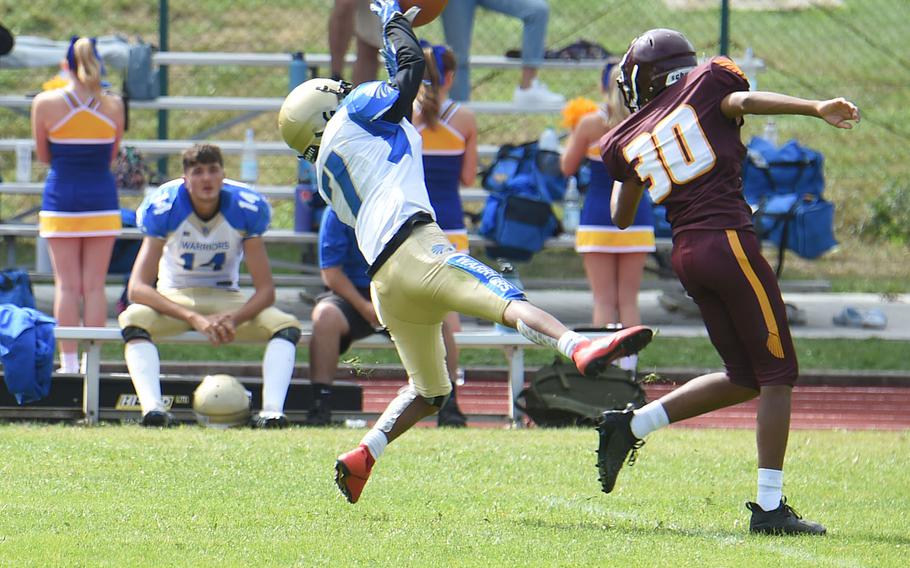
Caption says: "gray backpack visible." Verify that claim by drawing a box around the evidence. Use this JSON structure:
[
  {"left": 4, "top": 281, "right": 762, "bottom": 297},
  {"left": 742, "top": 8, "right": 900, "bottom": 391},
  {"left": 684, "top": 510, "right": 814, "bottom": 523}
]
[
  {"left": 125, "top": 41, "right": 159, "bottom": 100},
  {"left": 516, "top": 357, "right": 646, "bottom": 427}
]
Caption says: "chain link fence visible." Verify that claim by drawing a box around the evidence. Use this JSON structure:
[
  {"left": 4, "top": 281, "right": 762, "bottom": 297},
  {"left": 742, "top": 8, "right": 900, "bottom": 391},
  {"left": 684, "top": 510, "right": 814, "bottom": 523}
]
[{"left": 2, "top": 0, "right": 908, "bottom": 232}]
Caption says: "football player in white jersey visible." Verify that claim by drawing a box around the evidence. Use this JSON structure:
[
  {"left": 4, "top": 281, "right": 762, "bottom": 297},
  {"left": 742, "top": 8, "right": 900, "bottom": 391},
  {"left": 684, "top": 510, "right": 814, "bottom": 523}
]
[
  {"left": 118, "top": 144, "right": 302, "bottom": 428},
  {"left": 279, "top": 0, "right": 654, "bottom": 504}
]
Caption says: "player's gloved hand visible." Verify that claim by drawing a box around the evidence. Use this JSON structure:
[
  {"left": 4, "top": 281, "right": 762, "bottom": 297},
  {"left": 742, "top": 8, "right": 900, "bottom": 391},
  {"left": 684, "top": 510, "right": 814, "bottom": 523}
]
[
  {"left": 370, "top": 0, "right": 421, "bottom": 26},
  {"left": 370, "top": 0, "right": 402, "bottom": 27},
  {"left": 371, "top": 0, "right": 421, "bottom": 79}
]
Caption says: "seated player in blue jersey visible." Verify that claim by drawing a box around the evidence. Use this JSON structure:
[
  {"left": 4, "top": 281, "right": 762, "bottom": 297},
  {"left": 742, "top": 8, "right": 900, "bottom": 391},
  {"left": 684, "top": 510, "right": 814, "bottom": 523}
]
[
  {"left": 118, "top": 144, "right": 302, "bottom": 428},
  {"left": 306, "top": 206, "right": 378, "bottom": 426},
  {"left": 308, "top": 206, "right": 467, "bottom": 427},
  {"left": 278, "top": 0, "right": 653, "bottom": 504}
]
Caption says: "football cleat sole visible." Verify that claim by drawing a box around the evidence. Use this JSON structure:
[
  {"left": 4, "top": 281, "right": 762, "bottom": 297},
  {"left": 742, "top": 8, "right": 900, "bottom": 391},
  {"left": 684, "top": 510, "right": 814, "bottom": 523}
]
[{"left": 575, "top": 325, "right": 653, "bottom": 377}]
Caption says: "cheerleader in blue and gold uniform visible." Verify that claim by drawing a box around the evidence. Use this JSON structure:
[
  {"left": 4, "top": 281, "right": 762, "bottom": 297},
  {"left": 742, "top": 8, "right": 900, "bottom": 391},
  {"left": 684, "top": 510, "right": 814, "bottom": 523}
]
[
  {"left": 31, "top": 36, "right": 125, "bottom": 372},
  {"left": 560, "top": 65, "right": 655, "bottom": 370},
  {"left": 412, "top": 42, "right": 477, "bottom": 426}
]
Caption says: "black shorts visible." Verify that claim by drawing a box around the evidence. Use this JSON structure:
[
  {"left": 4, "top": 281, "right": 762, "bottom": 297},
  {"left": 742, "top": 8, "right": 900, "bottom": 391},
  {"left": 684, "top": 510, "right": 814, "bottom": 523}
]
[{"left": 314, "top": 287, "right": 378, "bottom": 353}]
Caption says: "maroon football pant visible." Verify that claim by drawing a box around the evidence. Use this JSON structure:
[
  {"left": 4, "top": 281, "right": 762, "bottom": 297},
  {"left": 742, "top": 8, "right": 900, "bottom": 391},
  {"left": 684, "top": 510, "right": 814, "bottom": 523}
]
[{"left": 671, "top": 229, "right": 798, "bottom": 388}]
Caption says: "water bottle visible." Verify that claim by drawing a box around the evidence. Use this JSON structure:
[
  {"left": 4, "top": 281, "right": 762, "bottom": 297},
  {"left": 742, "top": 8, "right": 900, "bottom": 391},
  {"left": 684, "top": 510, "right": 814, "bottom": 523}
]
[
  {"left": 763, "top": 119, "right": 778, "bottom": 147},
  {"left": 455, "top": 367, "right": 466, "bottom": 386},
  {"left": 294, "top": 158, "right": 316, "bottom": 233},
  {"left": 288, "top": 51, "right": 308, "bottom": 92},
  {"left": 15, "top": 141, "right": 32, "bottom": 182},
  {"left": 538, "top": 127, "right": 560, "bottom": 153},
  {"left": 494, "top": 260, "right": 523, "bottom": 334},
  {"left": 240, "top": 128, "right": 258, "bottom": 185},
  {"left": 537, "top": 127, "right": 561, "bottom": 177},
  {"left": 562, "top": 175, "right": 581, "bottom": 235}
]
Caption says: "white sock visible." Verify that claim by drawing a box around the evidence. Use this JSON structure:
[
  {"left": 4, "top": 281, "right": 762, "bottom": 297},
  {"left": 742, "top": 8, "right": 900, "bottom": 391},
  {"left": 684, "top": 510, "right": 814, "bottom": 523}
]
[
  {"left": 261, "top": 337, "right": 296, "bottom": 413},
  {"left": 59, "top": 351, "right": 79, "bottom": 373},
  {"left": 630, "top": 400, "right": 669, "bottom": 439},
  {"left": 757, "top": 468, "right": 783, "bottom": 511},
  {"left": 124, "top": 341, "right": 163, "bottom": 415},
  {"left": 557, "top": 331, "right": 587, "bottom": 359},
  {"left": 361, "top": 428, "right": 388, "bottom": 461},
  {"left": 616, "top": 354, "right": 638, "bottom": 371}
]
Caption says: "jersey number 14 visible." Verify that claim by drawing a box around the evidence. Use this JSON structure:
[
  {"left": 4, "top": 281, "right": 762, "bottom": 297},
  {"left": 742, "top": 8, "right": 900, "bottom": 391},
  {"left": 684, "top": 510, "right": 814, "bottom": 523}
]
[{"left": 180, "top": 252, "right": 226, "bottom": 271}]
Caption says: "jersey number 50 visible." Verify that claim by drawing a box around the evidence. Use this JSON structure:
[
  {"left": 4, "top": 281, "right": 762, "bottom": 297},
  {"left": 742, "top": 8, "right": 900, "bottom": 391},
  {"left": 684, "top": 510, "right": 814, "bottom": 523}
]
[{"left": 622, "top": 104, "right": 716, "bottom": 203}]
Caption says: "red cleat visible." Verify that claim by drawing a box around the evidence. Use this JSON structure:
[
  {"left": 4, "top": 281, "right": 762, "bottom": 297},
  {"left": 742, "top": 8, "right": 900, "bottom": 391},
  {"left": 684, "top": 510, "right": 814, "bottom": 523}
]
[
  {"left": 572, "top": 325, "right": 653, "bottom": 376},
  {"left": 335, "top": 444, "right": 375, "bottom": 504}
]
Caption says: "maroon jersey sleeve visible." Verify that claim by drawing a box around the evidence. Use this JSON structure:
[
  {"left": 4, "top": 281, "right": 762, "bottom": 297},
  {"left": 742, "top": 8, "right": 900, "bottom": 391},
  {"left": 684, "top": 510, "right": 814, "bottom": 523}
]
[
  {"left": 600, "top": 57, "right": 755, "bottom": 237},
  {"left": 705, "top": 56, "right": 750, "bottom": 109}
]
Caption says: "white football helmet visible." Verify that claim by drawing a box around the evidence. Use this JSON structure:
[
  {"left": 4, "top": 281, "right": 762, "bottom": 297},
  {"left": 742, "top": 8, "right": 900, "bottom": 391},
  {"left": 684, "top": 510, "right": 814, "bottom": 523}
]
[
  {"left": 279, "top": 78, "right": 351, "bottom": 161},
  {"left": 192, "top": 374, "right": 252, "bottom": 429}
]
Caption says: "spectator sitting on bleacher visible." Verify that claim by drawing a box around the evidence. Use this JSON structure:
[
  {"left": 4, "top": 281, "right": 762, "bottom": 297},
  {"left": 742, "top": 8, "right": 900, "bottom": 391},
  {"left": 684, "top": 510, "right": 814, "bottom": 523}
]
[
  {"left": 328, "top": 0, "right": 382, "bottom": 84},
  {"left": 30, "top": 36, "right": 124, "bottom": 374},
  {"left": 559, "top": 64, "right": 655, "bottom": 371},
  {"left": 412, "top": 41, "right": 479, "bottom": 427},
  {"left": 441, "top": 0, "right": 565, "bottom": 105},
  {"left": 118, "top": 144, "right": 302, "bottom": 429},
  {"left": 306, "top": 206, "right": 378, "bottom": 425}
]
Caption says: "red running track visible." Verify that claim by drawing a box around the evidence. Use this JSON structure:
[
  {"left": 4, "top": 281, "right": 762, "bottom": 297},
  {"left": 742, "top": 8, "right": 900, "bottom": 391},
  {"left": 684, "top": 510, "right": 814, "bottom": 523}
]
[{"left": 358, "top": 380, "right": 910, "bottom": 430}]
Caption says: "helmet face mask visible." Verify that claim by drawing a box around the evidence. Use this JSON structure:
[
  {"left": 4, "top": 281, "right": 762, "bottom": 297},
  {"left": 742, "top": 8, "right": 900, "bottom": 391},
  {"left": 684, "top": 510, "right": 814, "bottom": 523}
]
[
  {"left": 279, "top": 79, "right": 352, "bottom": 162},
  {"left": 617, "top": 28, "right": 697, "bottom": 113}
]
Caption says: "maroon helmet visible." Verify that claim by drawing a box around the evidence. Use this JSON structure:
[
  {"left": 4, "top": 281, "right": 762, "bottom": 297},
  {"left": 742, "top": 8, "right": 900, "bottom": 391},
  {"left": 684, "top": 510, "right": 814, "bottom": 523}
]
[{"left": 617, "top": 29, "right": 697, "bottom": 113}]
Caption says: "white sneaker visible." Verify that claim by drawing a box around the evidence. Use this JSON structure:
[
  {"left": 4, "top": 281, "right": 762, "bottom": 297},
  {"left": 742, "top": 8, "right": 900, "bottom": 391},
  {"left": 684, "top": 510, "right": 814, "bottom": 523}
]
[{"left": 513, "top": 79, "right": 566, "bottom": 107}]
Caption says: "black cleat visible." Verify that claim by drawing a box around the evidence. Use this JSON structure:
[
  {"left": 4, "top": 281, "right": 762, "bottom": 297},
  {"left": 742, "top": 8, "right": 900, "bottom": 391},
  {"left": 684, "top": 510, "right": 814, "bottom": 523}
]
[
  {"left": 595, "top": 405, "right": 644, "bottom": 494},
  {"left": 140, "top": 410, "right": 177, "bottom": 428},
  {"left": 747, "top": 499, "right": 827, "bottom": 535},
  {"left": 304, "top": 404, "right": 332, "bottom": 427},
  {"left": 254, "top": 413, "right": 290, "bottom": 429},
  {"left": 437, "top": 397, "right": 467, "bottom": 428}
]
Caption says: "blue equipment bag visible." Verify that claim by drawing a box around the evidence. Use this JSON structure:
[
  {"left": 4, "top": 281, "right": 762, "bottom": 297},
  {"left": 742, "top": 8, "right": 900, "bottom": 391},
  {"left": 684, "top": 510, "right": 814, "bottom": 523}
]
[
  {"left": 482, "top": 140, "right": 566, "bottom": 202},
  {"left": 743, "top": 137, "right": 825, "bottom": 203},
  {"left": 480, "top": 141, "right": 564, "bottom": 261},
  {"left": 0, "top": 305, "right": 56, "bottom": 404},
  {"left": 0, "top": 268, "right": 36, "bottom": 309},
  {"left": 479, "top": 188, "right": 558, "bottom": 262},
  {"left": 743, "top": 137, "right": 836, "bottom": 274}
]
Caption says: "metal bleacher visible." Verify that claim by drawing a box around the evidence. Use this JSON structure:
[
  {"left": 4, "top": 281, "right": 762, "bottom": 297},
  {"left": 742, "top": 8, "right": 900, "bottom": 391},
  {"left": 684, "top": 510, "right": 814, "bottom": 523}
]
[{"left": 0, "top": 48, "right": 656, "bottom": 285}]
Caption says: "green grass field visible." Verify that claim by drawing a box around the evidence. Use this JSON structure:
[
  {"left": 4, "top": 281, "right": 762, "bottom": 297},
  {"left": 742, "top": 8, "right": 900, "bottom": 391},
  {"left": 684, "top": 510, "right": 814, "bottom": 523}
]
[{"left": 0, "top": 425, "right": 907, "bottom": 567}]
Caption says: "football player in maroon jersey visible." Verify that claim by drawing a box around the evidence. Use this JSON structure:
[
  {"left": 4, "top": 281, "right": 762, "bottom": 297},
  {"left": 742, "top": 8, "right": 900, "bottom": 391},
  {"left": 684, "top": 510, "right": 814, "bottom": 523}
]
[{"left": 596, "top": 28, "right": 859, "bottom": 535}]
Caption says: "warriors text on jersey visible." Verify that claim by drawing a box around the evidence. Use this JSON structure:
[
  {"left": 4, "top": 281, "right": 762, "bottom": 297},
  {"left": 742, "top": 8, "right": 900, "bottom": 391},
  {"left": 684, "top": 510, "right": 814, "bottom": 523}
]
[
  {"left": 601, "top": 57, "right": 753, "bottom": 238},
  {"left": 137, "top": 179, "right": 270, "bottom": 290},
  {"left": 315, "top": 81, "right": 435, "bottom": 265}
]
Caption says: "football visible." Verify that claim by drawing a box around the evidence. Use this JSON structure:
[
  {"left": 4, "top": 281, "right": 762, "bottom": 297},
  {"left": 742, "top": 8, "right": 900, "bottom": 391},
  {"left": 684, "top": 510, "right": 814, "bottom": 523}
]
[{"left": 400, "top": 0, "right": 448, "bottom": 27}]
